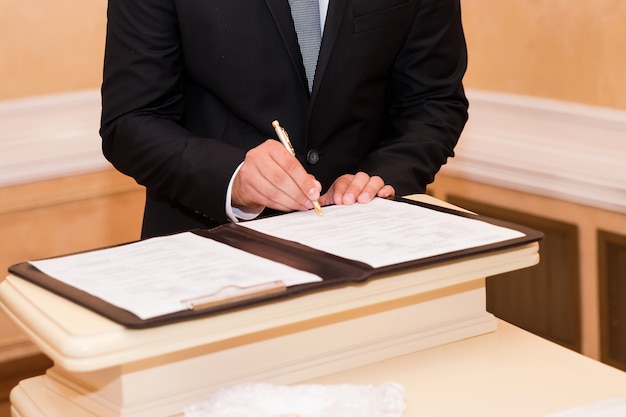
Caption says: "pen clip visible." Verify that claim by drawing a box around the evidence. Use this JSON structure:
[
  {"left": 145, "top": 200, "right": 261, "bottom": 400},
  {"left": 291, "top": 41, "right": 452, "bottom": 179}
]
[
  {"left": 272, "top": 119, "right": 296, "bottom": 156},
  {"left": 280, "top": 127, "right": 295, "bottom": 155}
]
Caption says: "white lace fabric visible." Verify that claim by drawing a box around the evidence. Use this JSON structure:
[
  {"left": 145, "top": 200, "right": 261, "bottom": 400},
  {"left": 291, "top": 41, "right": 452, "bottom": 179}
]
[{"left": 184, "top": 381, "right": 406, "bottom": 417}]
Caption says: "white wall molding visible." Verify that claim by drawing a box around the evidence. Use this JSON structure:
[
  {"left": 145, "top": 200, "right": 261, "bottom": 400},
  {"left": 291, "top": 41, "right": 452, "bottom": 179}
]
[
  {"left": 0, "top": 89, "right": 110, "bottom": 188},
  {"left": 2, "top": 88, "right": 625, "bottom": 214},
  {"left": 442, "top": 89, "right": 626, "bottom": 214}
]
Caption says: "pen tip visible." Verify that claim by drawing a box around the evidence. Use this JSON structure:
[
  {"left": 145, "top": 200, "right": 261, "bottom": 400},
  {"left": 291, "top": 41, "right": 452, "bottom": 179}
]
[{"left": 313, "top": 201, "right": 323, "bottom": 216}]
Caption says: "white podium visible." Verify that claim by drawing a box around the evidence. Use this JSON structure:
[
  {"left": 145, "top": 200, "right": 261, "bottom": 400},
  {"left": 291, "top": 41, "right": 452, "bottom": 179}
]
[
  {"left": 0, "top": 196, "right": 550, "bottom": 417},
  {"left": 308, "top": 320, "right": 626, "bottom": 417}
]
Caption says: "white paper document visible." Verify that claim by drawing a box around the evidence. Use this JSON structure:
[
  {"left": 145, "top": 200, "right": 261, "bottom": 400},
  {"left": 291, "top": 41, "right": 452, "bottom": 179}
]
[
  {"left": 29, "top": 198, "right": 527, "bottom": 321},
  {"left": 31, "top": 232, "right": 322, "bottom": 319},
  {"left": 241, "top": 198, "right": 525, "bottom": 268}
]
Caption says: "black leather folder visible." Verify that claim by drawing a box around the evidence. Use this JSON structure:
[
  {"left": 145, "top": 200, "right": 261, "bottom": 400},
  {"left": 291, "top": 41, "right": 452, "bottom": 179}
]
[{"left": 8, "top": 197, "right": 543, "bottom": 328}]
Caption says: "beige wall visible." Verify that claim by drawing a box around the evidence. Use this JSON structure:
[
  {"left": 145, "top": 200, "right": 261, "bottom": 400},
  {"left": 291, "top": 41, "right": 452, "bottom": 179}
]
[
  {"left": 462, "top": 0, "right": 626, "bottom": 110},
  {"left": 0, "top": 0, "right": 106, "bottom": 100},
  {"left": 1, "top": 0, "right": 625, "bottom": 109}
]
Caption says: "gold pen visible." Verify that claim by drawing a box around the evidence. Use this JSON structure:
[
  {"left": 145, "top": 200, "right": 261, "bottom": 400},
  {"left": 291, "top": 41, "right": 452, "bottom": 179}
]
[{"left": 272, "top": 120, "right": 323, "bottom": 216}]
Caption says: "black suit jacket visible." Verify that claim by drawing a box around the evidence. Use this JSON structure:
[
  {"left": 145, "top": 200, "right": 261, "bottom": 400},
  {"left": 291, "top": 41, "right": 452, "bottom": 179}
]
[{"left": 100, "top": 0, "right": 468, "bottom": 238}]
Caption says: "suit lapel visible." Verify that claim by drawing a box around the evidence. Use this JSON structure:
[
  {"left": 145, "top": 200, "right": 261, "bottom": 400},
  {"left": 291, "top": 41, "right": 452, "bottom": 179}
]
[
  {"left": 312, "top": 0, "right": 348, "bottom": 98},
  {"left": 266, "top": 0, "right": 349, "bottom": 99},
  {"left": 265, "top": 0, "right": 309, "bottom": 92}
]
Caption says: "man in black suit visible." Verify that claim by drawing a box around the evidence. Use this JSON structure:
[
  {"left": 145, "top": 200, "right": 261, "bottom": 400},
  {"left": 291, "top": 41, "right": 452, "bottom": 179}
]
[{"left": 100, "top": 0, "right": 469, "bottom": 238}]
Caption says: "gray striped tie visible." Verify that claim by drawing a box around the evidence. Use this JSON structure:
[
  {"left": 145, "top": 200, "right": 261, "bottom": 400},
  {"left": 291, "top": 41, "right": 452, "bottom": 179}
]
[{"left": 288, "top": 0, "right": 321, "bottom": 92}]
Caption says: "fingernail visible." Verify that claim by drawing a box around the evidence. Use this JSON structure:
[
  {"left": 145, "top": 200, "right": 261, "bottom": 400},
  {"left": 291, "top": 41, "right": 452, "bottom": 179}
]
[{"left": 308, "top": 187, "right": 319, "bottom": 199}]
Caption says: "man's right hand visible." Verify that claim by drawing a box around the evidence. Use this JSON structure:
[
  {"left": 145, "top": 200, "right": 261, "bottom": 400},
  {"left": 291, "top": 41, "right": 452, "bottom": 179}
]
[{"left": 231, "top": 140, "right": 322, "bottom": 214}]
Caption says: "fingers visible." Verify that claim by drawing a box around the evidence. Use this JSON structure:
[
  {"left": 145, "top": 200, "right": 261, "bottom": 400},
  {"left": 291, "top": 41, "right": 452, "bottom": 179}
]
[
  {"left": 320, "top": 172, "right": 396, "bottom": 206},
  {"left": 232, "top": 142, "right": 394, "bottom": 213},
  {"left": 376, "top": 185, "right": 396, "bottom": 200},
  {"left": 232, "top": 140, "right": 322, "bottom": 213},
  {"left": 335, "top": 172, "right": 372, "bottom": 205}
]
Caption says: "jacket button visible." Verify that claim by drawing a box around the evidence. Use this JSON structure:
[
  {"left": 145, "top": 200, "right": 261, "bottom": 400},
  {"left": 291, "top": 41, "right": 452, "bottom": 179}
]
[{"left": 307, "top": 149, "right": 320, "bottom": 164}]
